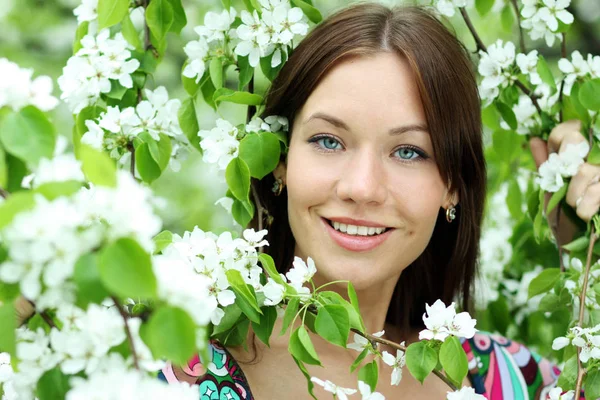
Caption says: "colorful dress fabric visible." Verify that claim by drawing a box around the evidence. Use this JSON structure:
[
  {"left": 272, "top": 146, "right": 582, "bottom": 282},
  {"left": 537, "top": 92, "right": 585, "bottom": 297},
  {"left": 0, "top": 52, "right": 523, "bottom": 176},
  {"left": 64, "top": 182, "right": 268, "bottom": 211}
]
[{"left": 159, "top": 332, "right": 564, "bottom": 399}]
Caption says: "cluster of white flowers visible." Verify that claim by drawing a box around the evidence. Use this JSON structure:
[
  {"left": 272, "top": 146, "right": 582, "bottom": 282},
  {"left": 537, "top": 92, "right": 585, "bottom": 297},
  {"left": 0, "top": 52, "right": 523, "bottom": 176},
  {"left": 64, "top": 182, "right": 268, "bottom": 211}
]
[
  {"left": 310, "top": 377, "right": 385, "bottom": 400},
  {"left": 553, "top": 324, "right": 600, "bottom": 363},
  {"left": 58, "top": 29, "right": 140, "bottom": 113},
  {"left": 562, "top": 256, "right": 600, "bottom": 310},
  {"left": 521, "top": 0, "right": 574, "bottom": 47},
  {"left": 0, "top": 58, "right": 59, "bottom": 112},
  {"left": 198, "top": 119, "right": 241, "bottom": 170},
  {"left": 419, "top": 300, "right": 478, "bottom": 341},
  {"left": 446, "top": 386, "right": 486, "bottom": 400},
  {"left": 347, "top": 331, "right": 406, "bottom": 386},
  {"left": 183, "top": 0, "right": 310, "bottom": 83},
  {"left": 535, "top": 141, "right": 590, "bottom": 192},
  {"left": 0, "top": 352, "right": 17, "bottom": 400},
  {"left": 558, "top": 50, "right": 600, "bottom": 95},
  {"left": 503, "top": 265, "right": 544, "bottom": 323},
  {"left": 81, "top": 86, "right": 187, "bottom": 170},
  {"left": 156, "top": 227, "right": 271, "bottom": 325},
  {"left": 433, "top": 0, "right": 473, "bottom": 18},
  {"left": 0, "top": 169, "right": 162, "bottom": 309},
  {"left": 548, "top": 387, "right": 575, "bottom": 400},
  {"left": 478, "top": 40, "right": 517, "bottom": 104},
  {"left": 66, "top": 353, "right": 198, "bottom": 400},
  {"left": 245, "top": 115, "right": 289, "bottom": 133}
]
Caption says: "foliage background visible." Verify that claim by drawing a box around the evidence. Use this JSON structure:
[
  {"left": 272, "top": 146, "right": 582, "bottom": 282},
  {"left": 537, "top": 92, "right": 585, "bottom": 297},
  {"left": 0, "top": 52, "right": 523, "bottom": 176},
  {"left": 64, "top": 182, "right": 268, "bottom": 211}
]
[{"left": 1, "top": 0, "right": 599, "bottom": 361}]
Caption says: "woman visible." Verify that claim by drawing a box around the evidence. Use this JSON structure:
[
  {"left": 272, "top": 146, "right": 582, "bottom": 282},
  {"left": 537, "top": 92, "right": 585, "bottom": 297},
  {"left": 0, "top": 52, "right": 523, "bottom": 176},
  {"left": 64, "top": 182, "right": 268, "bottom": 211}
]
[{"left": 16, "top": 2, "right": 597, "bottom": 399}]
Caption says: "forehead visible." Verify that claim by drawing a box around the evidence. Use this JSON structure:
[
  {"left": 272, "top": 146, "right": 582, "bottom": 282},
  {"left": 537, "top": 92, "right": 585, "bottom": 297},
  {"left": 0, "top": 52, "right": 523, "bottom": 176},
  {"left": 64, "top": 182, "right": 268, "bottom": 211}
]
[{"left": 297, "top": 52, "right": 426, "bottom": 128}]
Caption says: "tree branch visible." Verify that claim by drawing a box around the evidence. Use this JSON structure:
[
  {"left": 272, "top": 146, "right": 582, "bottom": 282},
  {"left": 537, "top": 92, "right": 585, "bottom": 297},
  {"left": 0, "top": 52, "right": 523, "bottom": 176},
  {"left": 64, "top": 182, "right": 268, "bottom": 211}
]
[
  {"left": 350, "top": 328, "right": 459, "bottom": 391},
  {"left": 0, "top": 187, "right": 9, "bottom": 199},
  {"left": 111, "top": 296, "right": 141, "bottom": 370},
  {"left": 559, "top": 33, "right": 567, "bottom": 123},
  {"left": 510, "top": 0, "right": 526, "bottom": 53}
]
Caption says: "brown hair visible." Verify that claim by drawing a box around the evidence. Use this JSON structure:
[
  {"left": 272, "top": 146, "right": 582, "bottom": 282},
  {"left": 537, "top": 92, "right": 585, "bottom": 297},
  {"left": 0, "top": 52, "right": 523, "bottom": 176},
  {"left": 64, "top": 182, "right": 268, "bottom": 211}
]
[{"left": 250, "top": 2, "right": 486, "bottom": 335}]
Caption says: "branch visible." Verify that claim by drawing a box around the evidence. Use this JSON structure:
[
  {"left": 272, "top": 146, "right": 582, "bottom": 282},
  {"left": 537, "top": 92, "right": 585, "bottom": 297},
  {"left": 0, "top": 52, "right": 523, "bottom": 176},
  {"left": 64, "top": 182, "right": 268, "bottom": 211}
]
[
  {"left": 140, "top": 0, "right": 156, "bottom": 56},
  {"left": 559, "top": 33, "right": 567, "bottom": 123},
  {"left": 509, "top": 0, "right": 526, "bottom": 53},
  {"left": 40, "top": 311, "right": 58, "bottom": 329},
  {"left": 127, "top": 142, "right": 136, "bottom": 178},
  {"left": 350, "top": 328, "right": 459, "bottom": 391},
  {"left": 0, "top": 187, "right": 9, "bottom": 199},
  {"left": 574, "top": 226, "right": 597, "bottom": 396},
  {"left": 111, "top": 296, "right": 140, "bottom": 370}
]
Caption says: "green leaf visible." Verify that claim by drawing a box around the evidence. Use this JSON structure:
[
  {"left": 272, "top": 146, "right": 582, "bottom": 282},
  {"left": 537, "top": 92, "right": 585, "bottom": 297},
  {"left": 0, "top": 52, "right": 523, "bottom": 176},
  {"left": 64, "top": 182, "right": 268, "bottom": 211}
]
[
  {"left": 0, "top": 302, "right": 16, "bottom": 356},
  {"left": 145, "top": 0, "right": 174, "bottom": 42},
  {"left": 218, "top": 318, "right": 250, "bottom": 347},
  {"left": 533, "top": 189, "right": 545, "bottom": 243},
  {"left": 232, "top": 198, "right": 254, "bottom": 227},
  {"left": 79, "top": 145, "right": 117, "bottom": 187},
  {"left": 481, "top": 104, "right": 501, "bottom": 131},
  {"left": 73, "top": 21, "right": 89, "bottom": 53},
  {"left": 239, "top": 132, "right": 281, "bottom": 179},
  {"left": 439, "top": 337, "right": 468, "bottom": 387},
  {"left": 557, "top": 355, "right": 577, "bottom": 389},
  {"left": 579, "top": 79, "right": 600, "bottom": 111},
  {"left": 140, "top": 306, "right": 196, "bottom": 365},
  {"left": 539, "top": 291, "right": 571, "bottom": 313},
  {"left": 586, "top": 369, "right": 600, "bottom": 400},
  {"left": 259, "top": 253, "right": 284, "bottom": 284},
  {"left": 506, "top": 178, "right": 523, "bottom": 220},
  {"left": 252, "top": 306, "right": 277, "bottom": 347},
  {"left": 492, "top": 129, "right": 520, "bottom": 161},
  {"left": 153, "top": 230, "right": 173, "bottom": 254},
  {"left": 488, "top": 296, "right": 510, "bottom": 334},
  {"left": 226, "top": 269, "right": 262, "bottom": 323},
  {"left": 226, "top": 158, "right": 251, "bottom": 201},
  {"left": 121, "top": 13, "right": 142, "bottom": 50},
  {"left": 0, "top": 143, "right": 7, "bottom": 188},
  {"left": 589, "top": 143, "right": 600, "bottom": 165},
  {"left": 475, "top": 0, "right": 494, "bottom": 16},
  {"left": 500, "top": 4, "right": 514, "bottom": 32},
  {"left": 145, "top": 133, "right": 171, "bottom": 171},
  {"left": 209, "top": 57, "right": 224, "bottom": 90},
  {"left": 260, "top": 50, "right": 287, "bottom": 82},
  {"left": 347, "top": 281, "right": 365, "bottom": 331},
  {"left": 290, "top": 0, "right": 322, "bottom": 23},
  {"left": 237, "top": 55, "right": 254, "bottom": 91},
  {"left": 213, "top": 88, "right": 264, "bottom": 106},
  {"left": 562, "top": 236, "right": 590, "bottom": 252},
  {"left": 182, "top": 62, "right": 202, "bottom": 96},
  {"left": 293, "top": 357, "right": 318, "bottom": 400},
  {"left": 221, "top": 0, "right": 231, "bottom": 9},
  {"left": 200, "top": 73, "right": 217, "bottom": 110},
  {"left": 569, "top": 81, "right": 592, "bottom": 123},
  {"left": 528, "top": 268, "right": 561, "bottom": 299},
  {"left": 36, "top": 367, "right": 70, "bottom": 400},
  {"left": 178, "top": 98, "right": 201, "bottom": 151},
  {"left": 281, "top": 297, "right": 300, "bottom": 335},
  {"left": 35, "top": 180, "right": 83, "bottom": 200},
  {"left": 546, "top": 180, "right": 567, "bottom": 213},
  {"left": 315, "top": 304, "right": 349, "bottom": 347},
  {"left": 99, "top": 237, "right": 157, "bottom": 299},
  {"left": 358, "top": 361, "right": 379, "bottom": 392},
  {"left": 0, "top": 106, "right": 56, "bottom": 167},
  {"left": 350, "top": 348, "right": 369, "bottom": 372},
  {"left": 537, "top": 56, "right": 557, "bottom": 93},
  {"left": 212, "top": 303, "right": 244, "bottom": 335},
  {"left": 97, "top": 0, "right": 129, "bottom": 29},
  {"left": 166, "top": 0, "right": 186, "bottom": 33},
  {"left": 405, "top": 341, "right": 437, "bottom": 384},
  {"left": 0, "top": 191, "right": 36, "bottom": 229},
  {"left": 73, "top": 253, "right": 110, "bottom": 309},
  {"left": 135, "top": 142, "right": 162, "bottom": 183},
  {"left": 104, "top": 81, "right": 128, "bottom": 100},
  {"left": 289, "top": 326, "right": 321, "bottom": 365},
  {"left": 496, "top": 102, "right": 518, "bottom": 130}
]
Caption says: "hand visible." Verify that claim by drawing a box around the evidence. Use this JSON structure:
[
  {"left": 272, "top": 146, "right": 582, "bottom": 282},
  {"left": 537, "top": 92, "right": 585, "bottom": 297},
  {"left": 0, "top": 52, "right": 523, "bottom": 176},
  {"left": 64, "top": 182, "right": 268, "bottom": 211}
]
[
  {"left": 15, "top": 295, "right": 35, "bottom": 327},
  {"left": 530, "top": 120, "right": 599, "bottom": 244}
]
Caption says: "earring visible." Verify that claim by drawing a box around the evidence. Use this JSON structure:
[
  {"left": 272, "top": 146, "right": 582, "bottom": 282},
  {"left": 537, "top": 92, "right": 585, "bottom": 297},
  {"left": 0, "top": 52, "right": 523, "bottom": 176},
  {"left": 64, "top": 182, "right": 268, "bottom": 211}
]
[
  {"left": 272, "top": 178, "right": 285, "bottom": 196},
  {"left": 446, "top": 205, "right": 456, "bottom": 223}
]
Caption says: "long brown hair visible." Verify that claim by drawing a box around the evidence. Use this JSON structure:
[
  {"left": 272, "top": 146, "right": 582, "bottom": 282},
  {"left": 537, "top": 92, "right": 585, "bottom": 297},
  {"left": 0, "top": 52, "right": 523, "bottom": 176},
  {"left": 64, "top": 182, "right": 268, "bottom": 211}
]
[{"left": 250, "top": 2, "right": 486, "bottom": 335}]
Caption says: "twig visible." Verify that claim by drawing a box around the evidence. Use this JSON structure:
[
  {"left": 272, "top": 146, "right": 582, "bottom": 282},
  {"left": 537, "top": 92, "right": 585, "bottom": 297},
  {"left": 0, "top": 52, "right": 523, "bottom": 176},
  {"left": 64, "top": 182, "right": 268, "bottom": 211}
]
[
  {"left": 459, "top": 8, "right": 487, "bottom": 53},
  {"left": 574, "top": 226, "right": 597, "bottom": 397},
  {"left": 247, "top": 77, "right": 256, "bottom": 124},
  {"left": 40, "top": 311, "right": 58, "bottom": 329},
  {"left": 350, "top": 328, "right": 459, "bottom": 391},
  {"left": 246, "top": 76, "right": 266, "bottom": 237},
  {"left": 458, "top": 7, "right": 543, "bottom": 115},
  {"left": 559, "top": 33, "right": 567, "bottom": 122},
  {"left": 127, "top": 142, "right": 136, "bottom": 178},
  {"left": 0, "top": 187, "right": 9, "bottom": 199},
  {"left": 509, "top": 0, "right": 526, "bottom": 53},
  {"left": 111, "top": 296, "right": 140, "bottom": 370}
]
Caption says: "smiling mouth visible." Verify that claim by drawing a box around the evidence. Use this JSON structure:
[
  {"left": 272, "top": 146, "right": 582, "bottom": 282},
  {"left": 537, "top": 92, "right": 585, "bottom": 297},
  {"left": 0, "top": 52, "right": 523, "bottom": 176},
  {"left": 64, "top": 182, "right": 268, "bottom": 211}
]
[{"left": 324, "top": 218, "right": 391, "bottom": 237}]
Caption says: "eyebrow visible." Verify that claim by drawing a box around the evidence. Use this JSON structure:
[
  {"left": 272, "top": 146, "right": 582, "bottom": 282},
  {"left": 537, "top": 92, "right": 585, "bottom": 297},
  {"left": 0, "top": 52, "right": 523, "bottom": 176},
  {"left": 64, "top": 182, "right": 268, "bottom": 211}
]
[{"left": 304, "top": 112, "right": 428, "bottom": 136}]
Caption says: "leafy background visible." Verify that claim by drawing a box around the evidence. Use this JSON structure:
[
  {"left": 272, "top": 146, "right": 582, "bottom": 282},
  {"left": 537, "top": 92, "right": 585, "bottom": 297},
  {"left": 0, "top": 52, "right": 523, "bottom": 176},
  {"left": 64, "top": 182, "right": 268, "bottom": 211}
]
[{"left": 2, "top": 0, "right": 599, "bottom": 360}]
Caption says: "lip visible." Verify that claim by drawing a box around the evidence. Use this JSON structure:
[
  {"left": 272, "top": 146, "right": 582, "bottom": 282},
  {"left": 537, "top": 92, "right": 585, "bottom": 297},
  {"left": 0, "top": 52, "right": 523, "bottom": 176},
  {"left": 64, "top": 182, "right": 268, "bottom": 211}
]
[{"left": 321, "top": 217, "right": 394, "bottom": 252}]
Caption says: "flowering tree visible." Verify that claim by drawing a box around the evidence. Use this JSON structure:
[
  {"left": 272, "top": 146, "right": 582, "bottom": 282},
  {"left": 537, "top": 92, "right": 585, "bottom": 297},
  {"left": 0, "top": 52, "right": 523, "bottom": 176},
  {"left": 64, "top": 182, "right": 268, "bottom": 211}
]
[{"left": 0, "top": 0, "right": 599, "bottom": 399}]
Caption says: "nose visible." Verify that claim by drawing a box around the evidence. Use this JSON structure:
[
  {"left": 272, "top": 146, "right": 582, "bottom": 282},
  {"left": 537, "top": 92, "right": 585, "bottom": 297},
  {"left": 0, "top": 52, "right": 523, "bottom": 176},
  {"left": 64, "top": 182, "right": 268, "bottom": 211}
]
[{"left": 336, "top": 147, "right": 387, "bottom": 205}]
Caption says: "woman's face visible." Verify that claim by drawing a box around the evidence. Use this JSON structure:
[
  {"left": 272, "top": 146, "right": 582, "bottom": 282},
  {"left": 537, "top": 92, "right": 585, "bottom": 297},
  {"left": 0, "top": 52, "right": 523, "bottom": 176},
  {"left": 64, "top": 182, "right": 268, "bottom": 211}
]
[{"left": 283, "top": 52, "right": 453, "bottom": 290}]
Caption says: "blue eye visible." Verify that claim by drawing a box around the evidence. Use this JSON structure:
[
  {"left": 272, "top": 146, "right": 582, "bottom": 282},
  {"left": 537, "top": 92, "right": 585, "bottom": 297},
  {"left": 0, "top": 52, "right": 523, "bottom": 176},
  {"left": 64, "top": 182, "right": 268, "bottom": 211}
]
[
  {"left": 309, "top": 135, "right": 343, "bottom": 151},
  {"left": 393, "top": 146, "right": 426, "bottom": 161}
]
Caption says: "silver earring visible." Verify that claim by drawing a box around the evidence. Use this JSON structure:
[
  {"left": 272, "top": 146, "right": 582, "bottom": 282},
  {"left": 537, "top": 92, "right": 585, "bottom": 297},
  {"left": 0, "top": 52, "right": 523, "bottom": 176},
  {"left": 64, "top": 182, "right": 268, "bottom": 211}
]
[{"left": 446, "top": 205, "right": 456, "bottom": 223}]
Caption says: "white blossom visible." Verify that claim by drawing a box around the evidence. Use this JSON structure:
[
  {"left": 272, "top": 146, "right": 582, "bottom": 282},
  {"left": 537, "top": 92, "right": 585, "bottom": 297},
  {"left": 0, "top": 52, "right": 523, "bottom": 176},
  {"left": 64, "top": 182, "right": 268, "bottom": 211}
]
[
  {"left": 358, "top": 380, "right": 385, "bottom": 400},
  {"left": 536, "top": 141, "right": 589, "bottom": 192},
  {"left": 73, "top": 0, "right": 98, "bottom": 24},
  {"left": 285, "top": 256, "right": 317, "bottom": 296},
  {"left": 310, "top": 377, "right": 357, "bottom": 400},
  {"left": 520, "top": 0, "right": 573, "bottom": 47},
  {"left": 194, "top": 8, "right": 237, "bottom": 43},
  {"left": 0, "top": 58, "right": 59, "bottom": 111},
  {"left": 182, "top": 37, "right": 210, "bottom": 83},
  {"left": 198, "top": 119, "right": 240, "bottom": 170},
  {"left": 478, "top": 40, "right": 517, "bottom": 104},
  {"left": 446, "top": 386, "right": 487, "bottom": 399},
  {"left": 381, "top": 345, "right": 405, "bottom": 386},
  {"left": 548, "top": 387, "right": 575, "bottom": 400},
  {"left": 433, "top": 0, "right": 474, "bottom": 17},
  {"left": 262, "top": 277, "right": 285, "bottom": 306},
  {"left": 419, "top": 300, "right": 477, "bottom": 341},
  {"left": 347, "top": 331, "right": 384, "bottom": 352}
]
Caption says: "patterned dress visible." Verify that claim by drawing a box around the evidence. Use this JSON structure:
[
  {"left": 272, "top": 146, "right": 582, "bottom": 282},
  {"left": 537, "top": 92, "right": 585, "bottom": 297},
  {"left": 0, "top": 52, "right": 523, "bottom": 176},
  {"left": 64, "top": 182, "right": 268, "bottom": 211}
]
[{"left": 159, "top": 332, "right": 566, "bottom": 400}]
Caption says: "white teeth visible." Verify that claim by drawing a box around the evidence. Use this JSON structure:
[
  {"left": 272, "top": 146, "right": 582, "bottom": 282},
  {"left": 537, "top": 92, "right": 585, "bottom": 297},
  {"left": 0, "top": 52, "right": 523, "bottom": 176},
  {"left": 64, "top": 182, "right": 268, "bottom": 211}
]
[{"left": 331, "top": 221, "right": 386, "bottom": 236}]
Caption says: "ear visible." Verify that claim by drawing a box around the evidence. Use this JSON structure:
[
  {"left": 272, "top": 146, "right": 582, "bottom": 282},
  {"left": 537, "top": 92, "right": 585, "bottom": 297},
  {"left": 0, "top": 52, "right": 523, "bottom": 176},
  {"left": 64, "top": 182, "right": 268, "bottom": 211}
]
[
  {"left": 273, "top": 160, "right": 287, "bottom": 182},
  {"left": 444, "top": 188, "right": 459, "bottom": 208}
]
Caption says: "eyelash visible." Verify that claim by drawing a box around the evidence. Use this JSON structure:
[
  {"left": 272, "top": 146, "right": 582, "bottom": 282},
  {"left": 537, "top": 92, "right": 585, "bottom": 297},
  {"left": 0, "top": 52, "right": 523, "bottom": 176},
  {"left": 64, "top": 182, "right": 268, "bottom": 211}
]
[{"left": 307, "top": 134, "right": 429, "bottom": 162}]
